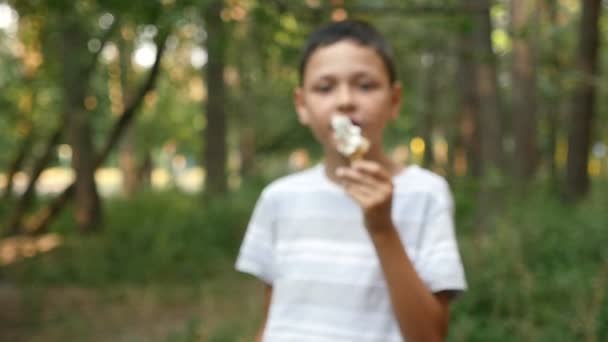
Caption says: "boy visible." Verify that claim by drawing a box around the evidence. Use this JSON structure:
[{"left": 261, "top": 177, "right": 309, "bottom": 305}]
[{"left": 236, "top": 20, "right": 467, "bottom": 341}]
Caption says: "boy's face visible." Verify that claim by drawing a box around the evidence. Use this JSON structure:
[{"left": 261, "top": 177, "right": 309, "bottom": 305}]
[{"left": 294, "top": 40, "right": 401, "bottom": 157}]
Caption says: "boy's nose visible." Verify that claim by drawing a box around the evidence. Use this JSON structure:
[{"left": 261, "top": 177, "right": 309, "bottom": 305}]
[{"left": 336, "top": 85, "right": 355, "bottom": 111}]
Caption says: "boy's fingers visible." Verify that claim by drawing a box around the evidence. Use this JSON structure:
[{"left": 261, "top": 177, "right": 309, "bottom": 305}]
[
  {"left": 344, "top": 182, "right": 374, "bottom": 199},
  {"left": 344, "top": 183, "right": 385, "bottom": 207},
  {"left": 351, "top": 160, "right": 391, "bottom": 181},
  {"left": 337, "top": 167, "right": 380, "bottom": 188}
]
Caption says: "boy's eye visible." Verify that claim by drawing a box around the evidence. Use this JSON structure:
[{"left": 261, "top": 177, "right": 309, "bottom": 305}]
[
  {"left": 357, "top": 81, "right": 378, "bottom": 91},
  {"left": 313, "top": 83, "right": 333, "bottom": 93}
]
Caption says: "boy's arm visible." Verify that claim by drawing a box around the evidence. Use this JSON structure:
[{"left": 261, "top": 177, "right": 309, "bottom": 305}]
[
  {"left": 337, "top": 160, "right": 451, "bottom": 342},
  {"left": 255, "top": 284, "right": 273, "bottom": 342},
  {"left": 366, "top": 224, "right": 451, "bottom": 341}
]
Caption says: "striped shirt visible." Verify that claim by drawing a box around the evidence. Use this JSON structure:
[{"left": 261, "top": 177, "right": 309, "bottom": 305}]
[{"left": 236, "top": 164, "right": 467, "bottom": 341}]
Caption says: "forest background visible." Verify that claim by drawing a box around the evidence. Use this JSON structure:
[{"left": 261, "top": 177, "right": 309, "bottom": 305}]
[{"left": 0, "top": 0, "right": 607, "bottom": 341}]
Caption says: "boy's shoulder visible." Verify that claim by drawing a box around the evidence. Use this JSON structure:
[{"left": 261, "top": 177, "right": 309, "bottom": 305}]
[
  {"left": 396, "top": 165, "right": 450, "bottom": 191},
  {"left": 261, "top": 165, "right": 327, "bottom": 198},
  {"left": 394, "top": 165, "right": 452, "bottom": 206}
]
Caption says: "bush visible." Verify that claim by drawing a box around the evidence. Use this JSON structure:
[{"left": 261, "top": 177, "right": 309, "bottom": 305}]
[
  {"left": 449, "top": 180, "right": 608, "bottom": 341},
  {"left": 4, "top": 185, "right": 262, "bottom": 286}
]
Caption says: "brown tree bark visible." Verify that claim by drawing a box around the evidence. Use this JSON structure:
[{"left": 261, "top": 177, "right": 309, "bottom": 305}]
[
  {"left": 203, "top": 0, "right": 228, "bottom": 194},
  {"left": 565, "top": 0, "right": 603, "bottom": 200},
  {"left": 471, "top": 0, "right": 505, "bottom": 233},
  {"left": 61, "top": 17, "right": 102, "bottom": 233},
  {"left": 455, "top": 15, "right": 482, "bottom": 178},
  {"left": 511, "top": 0, "right": 539, "bottom": 180},
  {"left": 474, "top": 0, "right": 504, "bottom": 172},
  {"left": 236, "top": 19, "right": 256, "bottom": 178},
  {"left": 421, "top": 53, "right": 437, "bottom": 169},
  {"left": 136, "top": 151, "right": 153, "bottom": 188},
  {"left": 545, "top": 0, "right": 562, "bottom": 186}
]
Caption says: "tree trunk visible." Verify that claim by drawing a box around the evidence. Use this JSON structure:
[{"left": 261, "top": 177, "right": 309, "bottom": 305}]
[
  {"left": 239, "top": 127, "right": 256, "bottom": 177},
  {"left": 545, "top": 0, "right": 561, "bottom": 186},
  {"left": 421, "top": 52, "right": 437, "bottom": 169},
  {"left": 511, "top": 0, "right": 539, "bottom": 181},
  {"left": 474, "top": 0, "right": 504, "bottom": 172},
  {"left": 61, "top": 18, "right": 102, "bottom": 233},
  {"left": 456, "top": 15, "right": 482, "bottom": 178},
  {"left": 203, "top": 0, "right": 228, "bottom": 194},
  {"left": 136, "top": 151, "right": 153, "bottom": 188},
  {"left": 236, "top": 19, "right": 256, "bottom": 178},
  {"left": 472, "top": 0, "right": 505, "bottom": 233},
  {"left": 565, "top": 0, "right": 602, "bottom": 201}
]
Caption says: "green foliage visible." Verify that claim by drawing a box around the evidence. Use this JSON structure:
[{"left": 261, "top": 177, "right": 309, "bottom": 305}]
[
  {"left": 449, "top": 180, "right": 608, "bottom": 341},
  {"left": 4, "top": 185, "right": 262, "bottom": 286}
]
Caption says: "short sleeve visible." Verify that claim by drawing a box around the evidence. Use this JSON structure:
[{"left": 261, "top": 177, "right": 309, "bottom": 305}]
[
  {"left": 416, "top": 180, "right": 467, "bottom": 295},
  {"left": 235, "top": 190, "right": 277, "bottom": 284}
]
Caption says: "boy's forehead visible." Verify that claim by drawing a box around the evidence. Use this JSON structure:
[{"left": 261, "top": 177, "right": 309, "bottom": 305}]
[{"left": 304, "top": 40, "right": 388, "bottom": 80}]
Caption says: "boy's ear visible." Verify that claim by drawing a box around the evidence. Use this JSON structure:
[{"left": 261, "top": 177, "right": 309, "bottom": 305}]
[
  {"left": 294, "top": 87, "right": 310, "bottom": 126},
  {"left": 389, "top": 82, "right": 403, "bottom": 121}
]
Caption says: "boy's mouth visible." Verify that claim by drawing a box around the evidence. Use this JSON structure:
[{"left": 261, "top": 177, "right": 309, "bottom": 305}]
[
  {"left": 350, "top": 119, "right": 362, "bottom": 128},
  {"left": 331, "top": 115, "right": 362, "bottom": 129}
]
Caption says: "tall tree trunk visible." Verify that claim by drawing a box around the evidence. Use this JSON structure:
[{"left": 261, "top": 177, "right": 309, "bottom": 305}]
[
  {"left": 511, "top": 0, "right": 539, "bottom": 180},
  {"left": 237, "top": 19, "right": 256, "bottom": 178},
  {"left": 545, "top": 0, "right": 561, "bottom": 186},
  {"left": 565, "top": 0, "right": 602, "bottom": 201},
  {"left": 474, "top": 0, "right": 504, "bottom": 171},
  {"left": 203, "top": 0, "right": 228, "bottom": 194},
  {"left": 421, "top": 52, "right": 437, "bottom": 169},
  {"left": 61, "top": 18, "right": 101, "bottom": 233},
  {"left": 456, "top": 15, "right": 482, "bottom": 178},
  {"left": 472, "top": 0, "right": 505, "bottom": 233}
]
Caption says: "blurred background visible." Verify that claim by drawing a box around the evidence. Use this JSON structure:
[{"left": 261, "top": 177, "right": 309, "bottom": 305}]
[{"left": 0, "top": 0, "right": 606, "bottom": 341}]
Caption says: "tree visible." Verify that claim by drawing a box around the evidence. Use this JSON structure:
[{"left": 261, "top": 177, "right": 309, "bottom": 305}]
[
  {"left": 511, "top": 0, "right": 539, "bottom": 180},
  {"left": 565, "top": 0, "right": 603, "bottom": 200},
  {"left": 455, "top": 15, "right": 482, "bottom": 177},
  {"left": 60, "top": 15, "right": 102, "bottom": 232},
  {"left": 471, "top": 0, "right": 505, "bottom": 232},
  {"left": 420, "top": 51, "right": 438, "bottom": 169},
  {"left": 473, "top": 0, "right": 504, "bottom": 173},
  {"left": 203, "top": 0, "right": 228, "bottom": 194}
]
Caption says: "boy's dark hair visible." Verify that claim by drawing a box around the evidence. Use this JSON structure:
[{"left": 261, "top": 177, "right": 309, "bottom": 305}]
[{"left": 298, "top": 19, "right": 397, "bottom": 85}]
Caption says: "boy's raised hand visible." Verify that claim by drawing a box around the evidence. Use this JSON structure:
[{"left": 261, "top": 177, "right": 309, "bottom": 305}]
[{"left": 336, "top": 160, "right": 394, "bottom": 233}]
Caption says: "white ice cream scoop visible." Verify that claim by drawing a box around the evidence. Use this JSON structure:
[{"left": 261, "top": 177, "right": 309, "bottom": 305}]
[{"left": 331, "top": 114, "right": 370, "bottom": 161}]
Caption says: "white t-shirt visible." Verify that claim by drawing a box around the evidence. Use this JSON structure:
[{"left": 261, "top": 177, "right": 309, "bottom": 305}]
[{"left": 236, "top": 164, "right": 467, "bottom": 341}]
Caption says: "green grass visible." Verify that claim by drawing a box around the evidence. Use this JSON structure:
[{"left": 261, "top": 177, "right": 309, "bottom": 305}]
[{"left": 1, "top": 179, "right": 607, "bottom": 341}]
